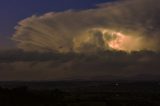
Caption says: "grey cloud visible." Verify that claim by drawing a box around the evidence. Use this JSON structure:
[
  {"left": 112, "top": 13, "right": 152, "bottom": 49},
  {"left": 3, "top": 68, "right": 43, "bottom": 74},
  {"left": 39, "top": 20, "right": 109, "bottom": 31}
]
[{"left": 0, "top": 50, "right": 160, "bottom": 80}]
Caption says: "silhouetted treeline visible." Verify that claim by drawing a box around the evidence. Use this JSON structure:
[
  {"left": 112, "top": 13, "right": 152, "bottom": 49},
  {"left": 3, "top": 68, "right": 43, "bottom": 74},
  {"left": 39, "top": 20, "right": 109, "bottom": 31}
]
[{"left": 0, "top": 85, "right": 160, "bottom": 106}]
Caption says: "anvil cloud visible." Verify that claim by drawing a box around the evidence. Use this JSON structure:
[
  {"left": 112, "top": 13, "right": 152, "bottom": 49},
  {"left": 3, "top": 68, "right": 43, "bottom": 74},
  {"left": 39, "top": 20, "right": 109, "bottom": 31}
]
[{"left": 12, "top": 0, "right": 160, "bottom": 53}]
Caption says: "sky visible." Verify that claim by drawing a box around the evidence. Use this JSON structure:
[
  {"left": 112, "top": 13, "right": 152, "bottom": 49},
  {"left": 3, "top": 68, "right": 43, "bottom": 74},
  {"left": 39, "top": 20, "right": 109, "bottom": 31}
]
[
  {"left": 0, "top": 0, "right": 114, "bottom": 48},
  {"left": 0, "top": 0, "right": 160, "bottom": 81}
]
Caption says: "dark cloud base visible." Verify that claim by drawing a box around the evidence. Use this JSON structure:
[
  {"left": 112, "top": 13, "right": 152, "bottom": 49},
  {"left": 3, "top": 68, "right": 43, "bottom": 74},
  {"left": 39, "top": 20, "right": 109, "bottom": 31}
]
[
  {"left": 0, "top": 50, "right": 160, "bottom": 81},
  {"left": 2, "top": 0, "right": 160, "bottom": 81}
]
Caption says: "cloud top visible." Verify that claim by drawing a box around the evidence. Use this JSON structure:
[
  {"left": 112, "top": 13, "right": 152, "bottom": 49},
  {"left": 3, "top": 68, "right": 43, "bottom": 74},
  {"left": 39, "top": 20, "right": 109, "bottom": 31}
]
[{"left": 12, "top": 0, "right": 160, "bottom": 53}]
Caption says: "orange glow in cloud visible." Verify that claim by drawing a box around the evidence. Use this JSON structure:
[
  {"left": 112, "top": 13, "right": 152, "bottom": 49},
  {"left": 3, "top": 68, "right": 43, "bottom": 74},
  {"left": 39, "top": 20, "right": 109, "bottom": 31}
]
[
  {"left": 108, "top": 32, "right": 135, "bottom": 52},
  {"left": 101, "top": 29, "right": 143, "bottom": 52}
]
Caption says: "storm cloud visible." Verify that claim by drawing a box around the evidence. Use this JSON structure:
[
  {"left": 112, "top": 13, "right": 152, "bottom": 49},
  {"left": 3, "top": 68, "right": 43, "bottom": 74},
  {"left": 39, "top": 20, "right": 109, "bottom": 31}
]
[
  {"left": 0, "top": 50, "right": 160, "bottom": 80},
  {"left": 12, "top": 0, "right": 160, "bottom": 53},
  {"left": 2, "top": 0, "right": 160, "bottom": 81}
]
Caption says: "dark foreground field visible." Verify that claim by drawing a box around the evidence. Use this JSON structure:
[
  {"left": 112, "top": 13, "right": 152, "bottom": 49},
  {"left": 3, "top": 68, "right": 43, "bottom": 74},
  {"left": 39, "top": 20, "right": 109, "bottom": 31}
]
[{"left": 0, "top": 81, "right": 160, "bottom": 106}]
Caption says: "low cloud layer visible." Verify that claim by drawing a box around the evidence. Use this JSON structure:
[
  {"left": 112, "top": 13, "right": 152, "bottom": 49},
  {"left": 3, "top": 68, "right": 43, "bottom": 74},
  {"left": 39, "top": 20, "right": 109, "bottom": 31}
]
[
  {"left": 0, "top": 50, "right": 160, "bottom": 81},
  {"left": 12, "top": 0, "right": 160, "bottom": 53}
]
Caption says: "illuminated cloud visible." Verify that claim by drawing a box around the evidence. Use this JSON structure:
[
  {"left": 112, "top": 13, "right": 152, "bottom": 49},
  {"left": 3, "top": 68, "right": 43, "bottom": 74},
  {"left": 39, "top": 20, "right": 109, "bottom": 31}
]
[{"left": 12, "top": 0, "right": 160, "bottom": 53}]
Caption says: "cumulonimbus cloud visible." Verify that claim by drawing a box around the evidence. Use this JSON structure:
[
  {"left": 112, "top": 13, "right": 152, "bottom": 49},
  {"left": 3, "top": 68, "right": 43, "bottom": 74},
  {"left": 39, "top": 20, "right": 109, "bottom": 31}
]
[{"left": 12, "top": 0, "right": 160, "bottom": 53}]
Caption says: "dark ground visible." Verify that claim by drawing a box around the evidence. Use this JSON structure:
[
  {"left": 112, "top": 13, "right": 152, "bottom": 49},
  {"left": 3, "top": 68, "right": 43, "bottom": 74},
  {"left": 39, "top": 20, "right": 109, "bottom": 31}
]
[{"left": 0, "top": 81, "right": 160, "bottom": 106}]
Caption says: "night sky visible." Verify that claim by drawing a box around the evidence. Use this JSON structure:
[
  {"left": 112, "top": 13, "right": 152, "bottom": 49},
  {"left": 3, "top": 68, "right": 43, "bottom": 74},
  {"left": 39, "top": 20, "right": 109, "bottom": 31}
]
[{"left": 0, "top": 0, "right": 160, "bottom": 81}]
